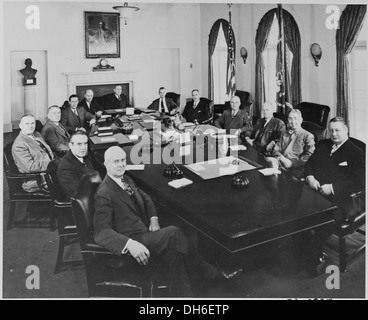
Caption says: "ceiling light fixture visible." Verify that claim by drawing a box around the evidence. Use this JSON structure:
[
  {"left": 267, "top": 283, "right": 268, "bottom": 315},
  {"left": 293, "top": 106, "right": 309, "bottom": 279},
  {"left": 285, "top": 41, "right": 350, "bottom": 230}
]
[{"left": 113, "top": 2, "right": 140, "bottom": 25}]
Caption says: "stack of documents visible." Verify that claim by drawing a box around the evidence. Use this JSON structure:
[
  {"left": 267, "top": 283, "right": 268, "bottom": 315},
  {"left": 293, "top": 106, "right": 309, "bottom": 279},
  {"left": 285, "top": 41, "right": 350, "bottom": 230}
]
[
  {"left": 168, "top": 178, "right": 193, "bottom": 189},
  {"left": 259, "top": 168, "right": 282, "bottom": 176}
]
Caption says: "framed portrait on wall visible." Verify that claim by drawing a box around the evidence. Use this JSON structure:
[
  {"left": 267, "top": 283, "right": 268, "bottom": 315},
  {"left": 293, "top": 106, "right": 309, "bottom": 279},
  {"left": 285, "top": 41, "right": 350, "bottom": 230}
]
[{"left": 84, "top": 11, "right": 120, "bottom": 59}]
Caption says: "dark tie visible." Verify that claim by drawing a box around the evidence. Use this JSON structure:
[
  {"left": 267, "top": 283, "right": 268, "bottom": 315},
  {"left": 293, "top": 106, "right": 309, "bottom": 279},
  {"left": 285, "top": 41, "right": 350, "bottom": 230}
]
[
  {"left": 72, "top": 109, "right": 81, "bottom": 127},
  {"left": 121, "top": 178, "right": 134, "bottom": 197},
  {"left": 330, "top": 144, "right": 338, "bottom": 156},
  {"left": 261, "top": 118, "right": 267, "bottom": 130},
  {"left": 160, "top": 99, "right": 165, "bottom": 113},
  {"left": 34, "top": 137, "right": 53, "bottom": 160}
]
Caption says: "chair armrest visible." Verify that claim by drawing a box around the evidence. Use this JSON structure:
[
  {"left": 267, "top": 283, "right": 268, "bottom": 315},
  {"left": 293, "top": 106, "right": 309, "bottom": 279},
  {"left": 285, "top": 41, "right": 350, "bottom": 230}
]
[
  {"left": 82, "top": 243, "right": 117, "bottom": 254},
  {"left": 6, "top": 171, "right": 47, "bottom": 179}
]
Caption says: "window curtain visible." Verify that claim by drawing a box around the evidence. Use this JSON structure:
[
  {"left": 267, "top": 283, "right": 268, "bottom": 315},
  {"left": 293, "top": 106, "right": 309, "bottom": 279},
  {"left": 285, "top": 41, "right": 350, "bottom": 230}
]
[
  {"left": 336, "top": 5, "right": 367, "bottom": 128},
  {"left": 255, "top": 10, "right": 276, "bottom": 118},
  {"left": 208, "top": 19, "right": 228, "bottom": 101}
]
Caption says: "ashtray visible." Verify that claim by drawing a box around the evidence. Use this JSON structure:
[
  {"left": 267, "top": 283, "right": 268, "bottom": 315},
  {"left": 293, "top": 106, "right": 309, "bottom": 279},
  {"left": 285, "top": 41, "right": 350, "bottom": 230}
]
[
  {"left": 163, "top": 163, "right": 184, "bottom": 179},
  {"left": 231, "top": 175, "right": 250, "bottom": 189}
]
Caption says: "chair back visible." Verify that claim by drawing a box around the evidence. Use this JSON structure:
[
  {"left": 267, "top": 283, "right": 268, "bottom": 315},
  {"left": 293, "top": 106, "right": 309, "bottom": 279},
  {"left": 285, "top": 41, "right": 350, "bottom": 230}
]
[
  {"left": 296, "top": 102, "right": 330, "bottom": 128},
  {"left": 3, "top": 142, "right": 23, "bottom": 196},
  {"left": 301, "top": 121, "right": 327, "bottom": 143},
  {"left": 44, "top": 160, "right": 65, "bottom": 203},
  {"left": 35, "top": 120, "right": 44, "bottom": 133},
  {"left": 166, "top": 92, "right": 181, "bottom": 107},
  {"left": 350, "top": 137, "right": 366, "bottom": 154},
  {"left": 71, "top": 173, "right": 102, "bottom": 250}
]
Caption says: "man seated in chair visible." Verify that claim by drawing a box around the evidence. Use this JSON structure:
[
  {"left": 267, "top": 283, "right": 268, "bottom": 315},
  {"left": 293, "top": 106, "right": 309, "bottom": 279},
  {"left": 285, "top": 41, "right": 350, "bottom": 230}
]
[
  {"left": 103, "top": 85, "right": 131, "bottom": 111},
  {"left": 181, "top": 89, "right": 210, "bottom": 124},
  {"left": 214, "top": 96, "right": 253, "bottom": 137},
  {"left": 12, "top": 114, "right": 55, "bottom": 193},
  {"left": 147, "top": 87, "right": 180, "bottom": 115},
  {"left": 93, "top": 146, "right": 243, "bottom": 296},
  {"left": 61, "top": 95, "right": 96, "bottom": 135},
  {"left": 78, "top": 89, "right": 104, "bottom": 117},
  {"left": 41, "top": 105, "right": 70, "bottom": 158},
  {"left": 57, "top": 130, "right": 98, "bottom": 200},
  {"left": 244, "top": 101, "right": 286, "bottom": 152},
  {"left": 298, "top": 117, "right": 365, "bottom": 275},
  {"left": 265, "top": 109, "right": 315, "bottom": 170}
]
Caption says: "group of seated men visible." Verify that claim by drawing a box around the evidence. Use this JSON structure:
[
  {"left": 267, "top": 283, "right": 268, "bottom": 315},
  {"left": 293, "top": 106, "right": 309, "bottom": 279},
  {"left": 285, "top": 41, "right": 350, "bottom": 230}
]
[{"left": 10, "top": 87, "right": 365, "bottom": 294}]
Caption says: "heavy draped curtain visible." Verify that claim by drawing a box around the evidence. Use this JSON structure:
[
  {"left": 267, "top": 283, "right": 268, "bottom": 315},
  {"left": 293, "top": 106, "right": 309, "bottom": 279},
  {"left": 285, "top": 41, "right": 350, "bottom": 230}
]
[{"left": 336, "top": 5, "right": 366, "bottom": 128}]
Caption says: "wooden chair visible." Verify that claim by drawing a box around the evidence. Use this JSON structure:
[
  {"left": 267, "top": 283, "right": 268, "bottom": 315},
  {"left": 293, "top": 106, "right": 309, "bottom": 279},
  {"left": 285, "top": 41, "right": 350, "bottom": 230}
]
[
  {"left": 200, "top": 97, "right": 214, "bottom": 125},
  {"left": 3, "top": 142, "right": 55, "bottom": 231},
  {"left": 71, "top": 173, "right": 171, "bottom": 298}
]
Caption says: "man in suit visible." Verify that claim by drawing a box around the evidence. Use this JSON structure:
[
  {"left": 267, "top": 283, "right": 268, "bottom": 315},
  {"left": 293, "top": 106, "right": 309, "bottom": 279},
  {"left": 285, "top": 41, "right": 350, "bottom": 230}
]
[
  {"left": 103, "top": 85, "right": 131, "bottom": 110},
  {"left": 78, "top": 89, "right": 103, "bottom": 117},
  {"left": 304, "top": 117, "right": 365, "bottom": 204},
  {"left": 41, "top": 105, "right": 70, "bottom": 158},
  {"left": 147, "top": 87, "right": 180, "bottom": 115},
  {"left": 57, "top": 131, "right": 97, "bottom": 199},
  {"left": 300, "top": 118, "right": 365, "bottom": 275},
  {"left": 214, "top": 96, "right": 253, "bottom": 137},
  {"left": 265, "top": 109, "right": 315, "bottom": 169},
  {"left": 244, "top": 101, "right": 286, "bottom": 152},
  {"left": 61, "top": 94, "right": 96, "bottom": 134},
  {"left": 12, "top": 114, "right": 55, "bottom": 192},
  {"left": 93, "top": 146, "right": 243, "bottom": 296},
  {"left": 182, "top": 89, "right": 210, "bottom": 124}
]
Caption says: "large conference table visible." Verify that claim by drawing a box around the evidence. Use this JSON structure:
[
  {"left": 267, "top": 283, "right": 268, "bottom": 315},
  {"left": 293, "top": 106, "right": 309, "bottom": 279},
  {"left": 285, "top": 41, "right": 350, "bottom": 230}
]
[{"left": 89, "top": 113, "right": 337, "bottom": 253}]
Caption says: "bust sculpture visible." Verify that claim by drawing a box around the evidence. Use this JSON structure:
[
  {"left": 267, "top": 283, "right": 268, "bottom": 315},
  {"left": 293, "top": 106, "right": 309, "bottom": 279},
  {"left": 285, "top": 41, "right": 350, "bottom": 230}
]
[{"left": 20, "top": 58, "right": 37, "bottom": 85}]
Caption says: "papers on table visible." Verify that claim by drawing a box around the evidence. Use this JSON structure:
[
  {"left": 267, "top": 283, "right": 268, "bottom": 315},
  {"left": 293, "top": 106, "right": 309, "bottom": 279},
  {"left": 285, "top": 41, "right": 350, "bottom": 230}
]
[
  {"left": 126, "top": 165, "right": 145, "bottom": 171},
  {"left": 126, "top": 108, "right": 135, "bottom": 115},
  {"left": 128, "top": 135, "right": 139, "bottom": 142},
  {"left": 229, "top": 145, "right": 247, "bottom": 152},
  {"left": 182, "top": 122, "right": 196, "bottom": 127},
  {"left": 185, "top": 156, "right": 258, "bottom": 180},
  {"left": 259, "top": 168, "right": 282, "bottom": 176},
  {"left": 168, "top": 178, "right": 193, "bottom": 189},
  {"left": 100, "top": 137, "right": 116, "bottom": 143}
]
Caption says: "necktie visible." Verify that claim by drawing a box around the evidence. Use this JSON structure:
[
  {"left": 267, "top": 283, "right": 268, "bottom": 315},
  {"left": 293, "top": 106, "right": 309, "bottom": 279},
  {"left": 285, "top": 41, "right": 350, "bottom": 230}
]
[
  {"left": 34, "top": 137, "right": 53, "bottom": 160},
  {"left": 72, "top": 109, "right": 81, "bottom": 126},
  {"left": 160, "top": 99, "right": 165, "bottom": 113},
  {"left": 193, "top": 102, "right": 197, "bottom": 109},
  {"left": 330, "top": 144, "right": 338, "bottom": 156},
  {"left": 261, "top": 118, "right": 267, "bottom": 130},
  {"left": 231, "top": 111, "right": 236, "bottom": 118},
  {"left": 121, "top": 178, "right": 134, "bottom": 197}
]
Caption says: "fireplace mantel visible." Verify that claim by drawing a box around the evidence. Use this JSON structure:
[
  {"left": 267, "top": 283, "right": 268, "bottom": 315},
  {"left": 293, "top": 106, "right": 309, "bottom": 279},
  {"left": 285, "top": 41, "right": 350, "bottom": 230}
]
[{"left": 64, "top": 70, "right": 140, "bottom": 104}]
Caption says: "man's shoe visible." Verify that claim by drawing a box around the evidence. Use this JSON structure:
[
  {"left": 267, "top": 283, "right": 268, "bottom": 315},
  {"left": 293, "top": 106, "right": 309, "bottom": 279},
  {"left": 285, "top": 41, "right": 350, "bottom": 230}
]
[{"left": 212, "top": 267, "right": 243, "bottom": 283}]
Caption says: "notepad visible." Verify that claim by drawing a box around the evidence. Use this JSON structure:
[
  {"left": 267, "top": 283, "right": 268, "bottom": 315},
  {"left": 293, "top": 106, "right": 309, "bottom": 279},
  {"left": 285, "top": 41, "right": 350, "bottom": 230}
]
[
  {"left": 229, "top": 145, "right": 247, "bottom": 152},
  {"left": 126, "top": 165, "right": 145, "bottom": 171},
  {"left": 259, "top": 168, "right": 282, "bottom": 176},
  {"left": 128, "top": 135, "right": 139, "bottom": 142},
  {"left": 168, "top": 178, "right": 193, "bottom": 189}
]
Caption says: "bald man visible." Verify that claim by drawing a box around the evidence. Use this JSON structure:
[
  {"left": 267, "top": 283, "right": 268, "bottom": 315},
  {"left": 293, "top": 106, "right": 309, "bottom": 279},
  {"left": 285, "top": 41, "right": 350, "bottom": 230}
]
[
  {"left": 214, "top": 96, "right": 253, "bottom": 136},
  {"left": 78, "top": 89, "right": 103, "bottom": 117},
  {"left": 244, "top": 102, "right": 286, "bottom": 151},
  {"left": 93, "top": 146, "right": 243, "bottom": 296},
  {"left": 12, "top": 114, "right": 54, "bottom": 192}
]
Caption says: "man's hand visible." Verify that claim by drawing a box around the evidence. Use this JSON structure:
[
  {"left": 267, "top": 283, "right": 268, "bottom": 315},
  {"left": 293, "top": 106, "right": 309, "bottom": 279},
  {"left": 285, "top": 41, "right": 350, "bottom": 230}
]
[
  {"left": 319, "top": 184, "right": 333, "bottom": 197},
  {"left": 306, "top": 176, "right": 320, "bottom": 191},
  {"left": 245, "top": 137, "right": 254, "bottom": 146},
  {"left": 90, "top": 119, "right": 97, "bottom": 126},
  {"left": 126, "top": 240, "right": 150, "bottom": 266},
  {"left": 279, "top": 156, "right": 293, "bottom": 169},
  {"left": 96, "top": 111, "right": 103, "bottom": 117},
  {"left": 76, "top": 127, "right": 86, "bottom": 133},
  {"left": 149, "top": 217, "right": 160, "bottom": 232}
]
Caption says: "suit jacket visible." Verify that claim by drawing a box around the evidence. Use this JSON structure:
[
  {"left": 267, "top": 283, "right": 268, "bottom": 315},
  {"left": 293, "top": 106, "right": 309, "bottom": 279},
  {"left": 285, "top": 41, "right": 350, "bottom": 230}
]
[
  {"left": 57, "top": 150, "right": 96, "bottom": 199},
  {"left": 182, "top": 100, "right": 210, "bottom": 124},
  {"left": 94, "top": 175, "right": 157, "bottom": 255},
  {"left": 78, "top": 99, "right": 103, "bottom": 115},
  {"left": 304, "top": 139, "right": 365, "bottom": 200},
  {"left": 214, "top": 109, "right": 253, "bottom": 136},
  {"left": 41, "top": 119, "right": 70, "bottom": 157},
  {"left": 148, "top": 97, "right": 179, "bottom": 114},
  {"left": 271, "top": 128, "right": 315, "bottom": 168},
  {"left": 103, "top": 93, "right": 131, "bottom": 110},
  {"left": 61, "top": 106, "right": 95, "bottom": 134},
  {"left": 12, "top": 132, "right": 54, "bottom": 192},
  {"left": 251, "top": 117, "right": 286, "bottom": 150}
]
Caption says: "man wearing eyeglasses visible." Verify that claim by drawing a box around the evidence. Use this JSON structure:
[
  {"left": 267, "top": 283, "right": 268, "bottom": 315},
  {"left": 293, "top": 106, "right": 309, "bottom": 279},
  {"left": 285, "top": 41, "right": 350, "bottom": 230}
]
[{"left": 57, "top": 131, "right": 98, "bottom": 200}]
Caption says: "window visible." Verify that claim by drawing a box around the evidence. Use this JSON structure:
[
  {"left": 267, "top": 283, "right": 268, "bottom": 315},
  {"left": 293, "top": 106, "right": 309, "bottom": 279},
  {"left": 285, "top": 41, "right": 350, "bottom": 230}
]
[
  {"left": 212, "top": 24, "right": 229, "bottom": 104},
  {"left": 350, "top": 19, "right": 367, "bottom": 142},
  {"left": 263, "top": 13, "right": 293, "bottom": 106}
]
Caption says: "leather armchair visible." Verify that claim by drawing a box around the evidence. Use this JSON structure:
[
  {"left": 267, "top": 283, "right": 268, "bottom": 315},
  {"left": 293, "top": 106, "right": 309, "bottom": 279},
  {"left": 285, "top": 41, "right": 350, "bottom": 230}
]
[
  {"left": 71, "top": 173, "right": 171, "bottom": 297},
  {"left": 296, "top": 102, "right": 331, "bottom": 128},
  {"left": 301, "top": 121, "right": 327, "bottom": 143},
  {"left": 166, "top": 92, "right": 181, "bottom": 108}
]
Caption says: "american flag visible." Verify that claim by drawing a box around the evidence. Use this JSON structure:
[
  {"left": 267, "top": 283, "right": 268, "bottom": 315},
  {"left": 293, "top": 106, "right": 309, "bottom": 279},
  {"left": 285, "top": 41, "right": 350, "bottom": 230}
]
[{"left": 226, "top": 19, "right": 236, "bottom": 97}]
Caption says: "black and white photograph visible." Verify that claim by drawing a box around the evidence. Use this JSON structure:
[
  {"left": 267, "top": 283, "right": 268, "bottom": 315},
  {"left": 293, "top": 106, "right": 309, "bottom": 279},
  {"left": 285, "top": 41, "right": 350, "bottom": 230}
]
[{"left": 1, "top": 0, "right": 367, "bottom": 303}]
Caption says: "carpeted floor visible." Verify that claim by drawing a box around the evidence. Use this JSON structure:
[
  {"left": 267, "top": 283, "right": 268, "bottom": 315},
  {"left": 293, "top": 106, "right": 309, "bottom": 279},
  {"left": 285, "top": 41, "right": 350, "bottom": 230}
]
[{"left": 2, "top": 132, "right": 366, "bottom": 299}]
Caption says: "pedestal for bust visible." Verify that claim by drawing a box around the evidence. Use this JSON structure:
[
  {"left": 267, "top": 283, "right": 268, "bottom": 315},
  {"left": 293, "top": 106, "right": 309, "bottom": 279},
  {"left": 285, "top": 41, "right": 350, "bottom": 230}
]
[{"left": 24, "top": 85, "right": 36, "bottom": 115}]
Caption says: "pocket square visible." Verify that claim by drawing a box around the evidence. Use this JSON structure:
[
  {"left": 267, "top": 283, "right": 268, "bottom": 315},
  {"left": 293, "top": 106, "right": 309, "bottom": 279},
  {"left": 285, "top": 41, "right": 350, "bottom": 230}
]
[{"left": 339, "top": 161, "right": 348, "bottom": 166}]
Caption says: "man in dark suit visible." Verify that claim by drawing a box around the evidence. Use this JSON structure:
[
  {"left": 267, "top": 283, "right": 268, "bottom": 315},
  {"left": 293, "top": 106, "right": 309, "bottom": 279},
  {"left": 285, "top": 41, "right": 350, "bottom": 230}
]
[
  {"left": 182, "top": 89, "right": 210, "bottom": 124},
  {"left": 41, "top": 105, "right": 70, "bottom": 158},
  {"left": 244, "top": 101, "right": 286, "bottom": 152},
  {"left": 305, "top": 117, "right": 365, "bottom": 204},
  {"left": 61, "top": 94, "right": 96, "bottom": 134},
  {"left": 93, "top": 146, "right": 243, "bottom": 296},
  {"left": 103, "top": 85, "right": 131, "bottom": 110},
  {"left": 57, "top": 131, "right": 98, "bottom": 199},
  {"left": 147, "top": 87, "right": 180, "bottom": 115},
  {"left": 214, "top": 96, "right": 253, "bottom": 137},
  {"left": 78, "top": 89, "right": 103, "bottom": 116},
  {"left": 300, "top": 117, "right": 365, "bottom": 275}
]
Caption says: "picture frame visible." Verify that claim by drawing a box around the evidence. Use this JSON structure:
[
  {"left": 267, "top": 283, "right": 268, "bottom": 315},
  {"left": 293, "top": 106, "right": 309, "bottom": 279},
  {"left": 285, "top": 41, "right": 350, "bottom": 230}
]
[{"left": 84, "top": 11, "right": 120, "bottom": 59}]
